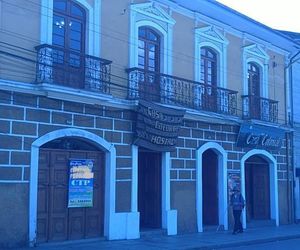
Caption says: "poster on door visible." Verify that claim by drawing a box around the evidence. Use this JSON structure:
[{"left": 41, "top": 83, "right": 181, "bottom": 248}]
[
  {"left": 68, "top": 159, "right": 94, "bottom": 208},
  {"left": 228, "top": 172, "right": 241, "bottom": 196}
]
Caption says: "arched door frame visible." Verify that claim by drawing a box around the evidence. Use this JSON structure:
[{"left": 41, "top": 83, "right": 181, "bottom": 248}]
[
  {"left": 240, "top": 149, "right": 279, "bottom": 228},
  {"left": 196, "top": 142, "right": 228, "bottom": 232},
  {"left": 29, "top": 128, "right": 116, "bottom": 246}
]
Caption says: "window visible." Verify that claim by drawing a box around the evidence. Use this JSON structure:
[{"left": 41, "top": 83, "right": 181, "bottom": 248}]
[
  {"left": 200, "top": 47, "right": 217, "bottom": 86},
  {"left": 52, "top": 0, "right": 86, "bottom": 87},
  {"left": 138, "top": 27, "right": 160, "bottom": 72},
  {"left": 137, "top": 27, "right": 161, "bottom": 101},
  {"left": 248, "top": 62, "right": 261, "bottom": 119}
]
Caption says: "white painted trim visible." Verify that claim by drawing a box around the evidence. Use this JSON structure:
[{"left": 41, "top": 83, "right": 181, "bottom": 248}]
[
  {"left": 195, "top": 26, "right": 228, "bottom": 88},
  {"left": 129, "top": 4, "right": 175, "bottom": 75},
  {"left": 131, "top": 2, "right": 176, "bottom": 25},
  {"left": 161, "top": 152, "right": 177, "bottom": 235},
  {"left": 196, "top": 142, "right": 228, "bottom": 232},
  {"left": 131, "top": 145, "right": 138, "bottom": 212},
  {"left": 132, "top": 149, "right": 177, "bottom": 235},
  {"left": 29, "top": 128, "right": 116, "bottom": 246},
  {"left": 40, "top": 0, "right": 100, "bottom": 56},
  {"left": 240, "top": 149, "right": 279, "bottom": 228},
  {"left": 243, "top": 45, "right": 269, "bottom": 98}
]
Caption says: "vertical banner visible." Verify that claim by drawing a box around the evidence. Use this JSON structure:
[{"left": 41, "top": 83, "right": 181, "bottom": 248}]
[{"left": 68, "top": 159, "right": 94, "bottom": 208}]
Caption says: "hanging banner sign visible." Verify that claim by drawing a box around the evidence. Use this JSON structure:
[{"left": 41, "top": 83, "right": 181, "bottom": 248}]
[
  {"left": 68, "top": 159, "right": 94, "bottom": 208},
  {"left": 237, "top": 123, "right": 285, "bottom": 150},
  {"left": 135, "top": 100, "right": 185, "bottom": 151}
]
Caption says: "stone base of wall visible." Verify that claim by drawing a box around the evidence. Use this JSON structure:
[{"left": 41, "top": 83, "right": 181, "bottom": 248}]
[{"left": 0, "top": 184, "right": 29, "bottom": 248}]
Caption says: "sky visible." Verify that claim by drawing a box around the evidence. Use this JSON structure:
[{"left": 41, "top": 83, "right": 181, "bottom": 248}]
[{"left": 216, "top": 0, "right": 300, "bottom": 33}]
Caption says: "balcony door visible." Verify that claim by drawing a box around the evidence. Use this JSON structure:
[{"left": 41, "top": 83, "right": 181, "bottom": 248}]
[
  {"left": 52, "top": 0, "right": 86, "bottom": 88},
  {"left": 138, "top": 27, "right": 161, "bottom": 101},
  {"left": 201, "top": 47, "right": 217, "bottom": 111},
  {"left": 248, "top": 63, "right": 261, "bottom": 119}
]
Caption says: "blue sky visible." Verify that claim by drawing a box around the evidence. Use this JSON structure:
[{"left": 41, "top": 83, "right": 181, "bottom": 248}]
[{"left": 216, "top": 0, "right": 300, "bottom": 33}]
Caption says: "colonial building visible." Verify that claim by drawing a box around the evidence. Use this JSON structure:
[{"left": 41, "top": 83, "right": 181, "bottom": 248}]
[{"left": 0, "top": 0, "right": 298, "bottom": 248}]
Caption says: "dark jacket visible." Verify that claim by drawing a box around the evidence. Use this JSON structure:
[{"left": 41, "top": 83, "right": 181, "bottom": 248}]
[{"left": 230, "top": 192, "right": 245, "bottom": 211}]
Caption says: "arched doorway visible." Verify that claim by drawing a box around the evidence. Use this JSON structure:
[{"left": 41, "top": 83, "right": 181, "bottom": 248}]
[
  {"left": 196, "top": 142, "right": 228, "bottom": 232},
  {"left": 29, "top": 128, "right": 116, "bottom": 246},
  {"left": 241, "top": 149, "right": 279, "bottom": 228},
  {"left": 37, "top": 137, "right": 105, "bottom": 243},
  {"left": 245, "top": 155, "right": 270, "bottom": 222},
  {"left": 202, "top": 149, "right": 218, "bottom": 226}
]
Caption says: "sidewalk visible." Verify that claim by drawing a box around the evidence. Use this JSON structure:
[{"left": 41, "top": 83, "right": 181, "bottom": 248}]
[{"left": 19, "top": 224, "right": 300, "bottom": 250}]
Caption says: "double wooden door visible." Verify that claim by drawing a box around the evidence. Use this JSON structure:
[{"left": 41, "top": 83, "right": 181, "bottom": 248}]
[{"left": 37, "top": 149, "right": 104, "bottom": 243}]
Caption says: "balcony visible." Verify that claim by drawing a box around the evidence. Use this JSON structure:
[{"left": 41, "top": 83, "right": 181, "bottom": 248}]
[
  {"left": 127, "top": 68, "right": 237, "bottom": 115},
  {"left": 35, "top": 44, "right": 112, "bottom": 94},
  {"left": 242, "top": 95, "right": 278, "bottom": 123}
]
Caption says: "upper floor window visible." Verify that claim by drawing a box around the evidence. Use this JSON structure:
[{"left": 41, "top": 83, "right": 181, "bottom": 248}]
[
  {"left": 200, "top": 47, "right": 217, "bottom": 86},
  {"left": 52, "top": 0, "right": 86, "bottom": 87},
  {"left": 53, "top": 0, "right": 85, "bottom": 53},
  {"left": 138, "top": 27, "right": 161, "bottom": 72},
  {"left": 248, "top": 63, "right": 260, "bottom": 97}
]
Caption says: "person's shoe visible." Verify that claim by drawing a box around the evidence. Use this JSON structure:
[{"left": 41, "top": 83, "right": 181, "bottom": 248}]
[
  {"left": 232, "top": 231, "right": 237, "bottom": 235},
  {"left": 238, "top": 230, "right": 243, "bottom": 233}
]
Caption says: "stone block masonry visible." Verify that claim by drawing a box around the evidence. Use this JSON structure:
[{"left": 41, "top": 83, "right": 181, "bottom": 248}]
[{"left": 0, "top": 90, "right": 135, "bottom": 183}]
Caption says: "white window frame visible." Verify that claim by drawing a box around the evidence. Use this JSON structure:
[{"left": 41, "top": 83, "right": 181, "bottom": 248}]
[
  {"left": 243, "top": 44, "right": 270, "bottom": 97},
  {"left": 40, "top": 0, "right": 100, "bottom": 56},
  {"left": 195, "top": 26, "right": 228, "bottom": 88}
]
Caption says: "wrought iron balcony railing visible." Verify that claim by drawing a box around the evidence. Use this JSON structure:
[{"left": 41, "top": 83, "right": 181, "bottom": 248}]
[
  {"left": 35, "top": 44, "right": 112, "bottom": 94},
  {"left": 127, "top": 68, "right": 237, "bottom": 115},
  {"left": 242, "top": 95, "right": 278, "bottom": 123}
]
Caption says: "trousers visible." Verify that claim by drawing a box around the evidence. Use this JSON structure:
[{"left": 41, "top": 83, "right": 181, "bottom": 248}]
[{"left": 233, "top": 209, "right": 243, "bottom": 233}]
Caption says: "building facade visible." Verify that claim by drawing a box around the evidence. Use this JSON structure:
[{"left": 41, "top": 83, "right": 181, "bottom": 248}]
[{"left": 0, "top": 0, "right": 298, "bottom": 248}]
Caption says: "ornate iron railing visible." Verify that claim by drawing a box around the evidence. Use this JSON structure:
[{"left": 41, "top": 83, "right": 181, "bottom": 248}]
[
  {"left": 35, "top": 44, "right": 112, "bottom": 94},
  {"left": 127, "top": 68, "right": 237, "bottom": 115},
  {"left": 242, "top": 95, "right": 278, "bottom": 123}
]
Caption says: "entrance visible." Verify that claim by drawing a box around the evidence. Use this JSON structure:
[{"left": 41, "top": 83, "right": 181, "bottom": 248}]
[
  {"left": 37, "top": 139, "right": 105, "bottom": 243},
  {"left": 138, "top": 149, "right": 162, "bottom": 229},
  {"left": 245, "top": 155, "right": 270, "bottom": 221},
  {"left": 202, "top": 149, "right": 218, "bottom": 225}
]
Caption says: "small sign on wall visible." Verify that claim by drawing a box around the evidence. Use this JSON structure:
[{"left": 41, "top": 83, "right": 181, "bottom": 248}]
[{"left": 68, "top": 159, "right": 94, "bottom": 208}]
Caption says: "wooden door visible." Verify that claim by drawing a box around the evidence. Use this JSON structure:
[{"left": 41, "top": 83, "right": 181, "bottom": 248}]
[
  {"left": 248, "top": 63, "right": 261, "bottom": 119},
  {"left": 52, "top": 0, "right": 85, "bottom": 88},
  {"left": 202, "top": 149, "right": 218, "bottom": 225},
  {"left": 245, "top": 161, "right": 270, "bottom": 220},
  {"left": 252, "top": 164, "right": 270, "bottom": 219},
  {"left": 138, "top": 27, "right": 160, "bottom": 101},
  {"left": 138, "top": 150, "right": 162, "bottom": 229},
  {"left": 37, "top": 149, "right": 104, "bottom": 243},
  {"left": 201, "top": 47, "right": 217, "bottom": 112}
]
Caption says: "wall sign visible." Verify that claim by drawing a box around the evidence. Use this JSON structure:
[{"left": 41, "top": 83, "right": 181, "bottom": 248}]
[
  {"left": 135, "top": 100, "right": 185, "bottom": 151},
  {"left": 68, "top": 159, "right": 94, "bottom": 208},
  {"left": 237, "top": 123, "right": 285, "bottom": 150}
]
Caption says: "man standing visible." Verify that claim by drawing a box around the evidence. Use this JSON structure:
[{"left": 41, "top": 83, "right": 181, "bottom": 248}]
[{"left": 230, "top": 186, "right": 245, "bottom": 234}]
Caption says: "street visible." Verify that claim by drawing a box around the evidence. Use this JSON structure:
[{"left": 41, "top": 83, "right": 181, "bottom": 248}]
[{"left": 222, "top": 238, "right": 300, "bottom": 250}]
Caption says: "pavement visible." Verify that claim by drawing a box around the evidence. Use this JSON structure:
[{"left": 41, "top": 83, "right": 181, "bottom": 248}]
[{"left": 18, "top": 224, "right": 300, "bottom": 250}]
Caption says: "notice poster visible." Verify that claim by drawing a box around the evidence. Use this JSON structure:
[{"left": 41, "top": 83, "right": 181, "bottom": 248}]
[
  {"left": 227, "top": 172, "right": 241, "bottom": 196},
  {"left": 68, "top": 159, "right": 94, "bottom": 208}
]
